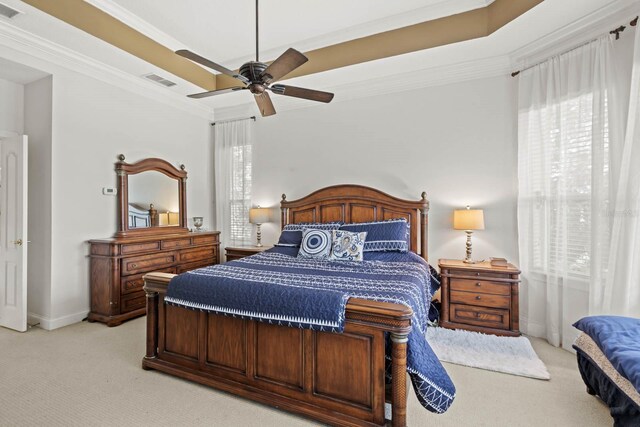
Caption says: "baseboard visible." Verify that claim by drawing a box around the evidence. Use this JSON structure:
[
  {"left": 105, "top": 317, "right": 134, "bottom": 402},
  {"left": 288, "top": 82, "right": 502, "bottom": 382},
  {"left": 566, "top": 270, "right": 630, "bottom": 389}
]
[
  {"left": 27, "top": 310, "right": 88, "bottom": 330},
  {"left": 520, "top": 319, "right": 546, "bottom": 338}
]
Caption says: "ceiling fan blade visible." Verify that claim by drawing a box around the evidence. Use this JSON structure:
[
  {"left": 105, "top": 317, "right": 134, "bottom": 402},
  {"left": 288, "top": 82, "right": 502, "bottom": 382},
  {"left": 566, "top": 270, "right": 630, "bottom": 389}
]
[
  {"left": 254, "top": 92, "right": 276, "bottom": 117},
  {"left": 176, "top": 49, "right": 249, "bottom": 84},
  {"left": 187, "top": 86, "right": 246, "bottom": 99},
  {"left": 270, "top": 84, "right": 334, "bottom": 103},
  {"left": 260, "top": 48, "right": 308, "bottom": 84}
]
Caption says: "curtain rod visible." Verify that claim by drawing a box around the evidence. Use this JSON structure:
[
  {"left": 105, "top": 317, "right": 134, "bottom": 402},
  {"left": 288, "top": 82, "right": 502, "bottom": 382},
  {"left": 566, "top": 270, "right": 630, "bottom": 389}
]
[
  {"left": 511, "top": 16, "right": 638, "bottom": 77},
  {"left": 211, "top": 116, "right": 256, "bottom": 126}
]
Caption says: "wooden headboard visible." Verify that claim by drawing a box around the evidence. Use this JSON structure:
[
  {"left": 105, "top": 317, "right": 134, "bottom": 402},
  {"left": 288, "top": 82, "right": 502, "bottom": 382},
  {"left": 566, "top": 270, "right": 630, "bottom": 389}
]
[{"left": 280, "top": 184, "right": 429, "bottom": 260}]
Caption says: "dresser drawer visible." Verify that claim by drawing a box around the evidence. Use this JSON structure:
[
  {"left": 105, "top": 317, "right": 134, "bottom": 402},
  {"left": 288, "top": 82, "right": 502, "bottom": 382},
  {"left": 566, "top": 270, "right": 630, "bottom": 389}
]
[
  {"left": 177, "top": 259, "right": 215, "bottom": 274},
  {"left": 161, "top": 238, "right": 192, "bottom": 250},
  {"left": 450, "top": 290, "right": 510, "bottom": 309},
  {"left": 121, "top": 241, "right": 161, "bottom": 255},
  {"left": 121, "top": 291, "right": 146, "bottom": 313},
  {"left": 450, "top": 278, "right": 511, "bottom": 296},
  {"left": 121, "top": 267, "right": 177, "bottom": 295},
  {"left": 192, "top": 234, "right": 218, "bottom": 245},
  {"left": 179, "top": 247, "right": 216, "bottom": 263},
  {"left": 122, "top": 252, "right": 177, "bottom": 276},
  {"left": 450, "top": 303, "right": 509, "bottom": 330}
]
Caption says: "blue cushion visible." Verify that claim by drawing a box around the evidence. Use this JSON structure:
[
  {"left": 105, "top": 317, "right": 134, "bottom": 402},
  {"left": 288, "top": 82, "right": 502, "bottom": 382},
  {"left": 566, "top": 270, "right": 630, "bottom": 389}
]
[
  {"left": 329, "top": 230, "right": 367, "bottom": 262},
  {"left": 573, "top": 316, "right": 640, "bottom": 393},
  {"left": 340, "top": 218, "right": 409, "bottom": 252},
  {"left": 297, "top": 229, "right": 333, "bottom": 259},
  {"left": 276, "top": 222, "right": 343, "bottom": 248}
]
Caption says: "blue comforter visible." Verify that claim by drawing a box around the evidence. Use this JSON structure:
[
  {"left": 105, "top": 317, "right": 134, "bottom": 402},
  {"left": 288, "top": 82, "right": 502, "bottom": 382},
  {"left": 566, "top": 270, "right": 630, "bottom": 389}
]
[
  {"left": 166, "top": 248, "right": 455, "bottom": 414},
  {"left": 574, "top": 316, "right": 640, "bottom": 393}
]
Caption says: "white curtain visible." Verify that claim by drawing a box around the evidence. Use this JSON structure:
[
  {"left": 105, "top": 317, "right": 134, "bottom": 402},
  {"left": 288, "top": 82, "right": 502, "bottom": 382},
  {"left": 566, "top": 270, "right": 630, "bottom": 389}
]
[
  {"left": 595, "top": 26, "right": 640, "bottom": 317},
  {"left": 517, "top": 35, "right": 625, "bottom": 348},
  {"left": 214, "top": 119, "right": 254, "bottom": 250}
]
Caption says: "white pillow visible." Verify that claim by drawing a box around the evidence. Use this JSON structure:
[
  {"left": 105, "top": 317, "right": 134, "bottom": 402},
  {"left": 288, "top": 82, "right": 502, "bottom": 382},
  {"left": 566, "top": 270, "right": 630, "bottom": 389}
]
[{"left": 329, "top": 230, "right": 367, "bottom": 262}]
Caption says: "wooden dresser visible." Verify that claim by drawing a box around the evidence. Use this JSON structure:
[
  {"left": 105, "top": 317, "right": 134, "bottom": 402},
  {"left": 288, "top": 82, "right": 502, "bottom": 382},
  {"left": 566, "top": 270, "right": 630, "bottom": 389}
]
[
  {"left": 88, "top": 231, "right": 220, "bottom": 326},
  {"left": 439, "top": 259, "right": 520, "bottom": 336}
]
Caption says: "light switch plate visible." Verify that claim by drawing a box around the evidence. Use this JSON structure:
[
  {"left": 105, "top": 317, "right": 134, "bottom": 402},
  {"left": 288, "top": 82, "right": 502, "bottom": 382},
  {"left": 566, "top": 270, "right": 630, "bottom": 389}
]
[{"left": 102, "top": 187, "right": 117, "bottom": 195}]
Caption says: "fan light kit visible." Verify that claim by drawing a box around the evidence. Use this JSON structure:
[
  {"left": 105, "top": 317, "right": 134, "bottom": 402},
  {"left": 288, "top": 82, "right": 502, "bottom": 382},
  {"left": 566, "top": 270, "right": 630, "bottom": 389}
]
[{"left": 176, "top": 0, "right": 334, "bottom": 117}]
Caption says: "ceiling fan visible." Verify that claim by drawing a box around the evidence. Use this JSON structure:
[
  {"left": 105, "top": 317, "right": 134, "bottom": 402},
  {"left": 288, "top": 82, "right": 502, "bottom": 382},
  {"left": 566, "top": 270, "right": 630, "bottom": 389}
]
[{"left": 176, "top": 0, "right": 334, "bottom": 117}]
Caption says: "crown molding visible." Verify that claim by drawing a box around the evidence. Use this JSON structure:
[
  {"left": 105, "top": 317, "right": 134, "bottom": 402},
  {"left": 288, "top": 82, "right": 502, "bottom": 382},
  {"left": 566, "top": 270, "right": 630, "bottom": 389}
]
[
  {"left": 214, "top": 54, "right": 511, "bottom": 121},
  {"left": 0, "top": 20, "right": 214, "bottom": 120},
  {"left": 511, "top": 0, "right": 639, "bottom": 68}
]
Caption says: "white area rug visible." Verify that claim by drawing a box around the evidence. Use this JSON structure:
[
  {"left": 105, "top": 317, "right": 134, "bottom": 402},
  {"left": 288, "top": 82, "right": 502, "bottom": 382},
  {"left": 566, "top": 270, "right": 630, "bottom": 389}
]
[{"left": 426, "top": 327, "right": 551, "bottom": 380}]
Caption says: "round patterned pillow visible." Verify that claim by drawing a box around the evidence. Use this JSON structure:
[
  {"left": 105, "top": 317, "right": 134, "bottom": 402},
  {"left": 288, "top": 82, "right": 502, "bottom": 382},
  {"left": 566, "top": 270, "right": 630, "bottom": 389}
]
[{"left": 298, "top": 229, "right": 333, "bottom": 258}]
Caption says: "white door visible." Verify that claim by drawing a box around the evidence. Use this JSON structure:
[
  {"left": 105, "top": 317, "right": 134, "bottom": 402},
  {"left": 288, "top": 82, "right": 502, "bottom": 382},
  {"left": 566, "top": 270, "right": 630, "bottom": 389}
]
[{"left": 0, "top": 134, "right": 28, "bottom": 332}]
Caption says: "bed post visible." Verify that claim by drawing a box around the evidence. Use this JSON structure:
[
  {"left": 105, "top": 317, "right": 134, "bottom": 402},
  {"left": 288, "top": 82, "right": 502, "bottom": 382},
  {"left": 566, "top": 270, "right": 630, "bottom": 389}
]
[
  {"left": 391, "top": 332, "right": 409, "bottom": 427},
  {"left": 280, "top": 193, "right": 288, "bottom": 229},
  {"left": 420, "top": 191, "right": 429, "bottom": 261},
  {"left": 143, "top": 288, "right": 159, "bottom": 367}
]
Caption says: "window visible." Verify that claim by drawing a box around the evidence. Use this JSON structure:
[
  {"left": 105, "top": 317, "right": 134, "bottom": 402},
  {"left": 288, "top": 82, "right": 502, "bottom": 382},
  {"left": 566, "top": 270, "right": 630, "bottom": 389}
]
[
  {"left": 519, "top": 92, "right": 610, "bottom": 277},
  {"left": 229, "top": 144, "right": 252, "bottom": 244}
]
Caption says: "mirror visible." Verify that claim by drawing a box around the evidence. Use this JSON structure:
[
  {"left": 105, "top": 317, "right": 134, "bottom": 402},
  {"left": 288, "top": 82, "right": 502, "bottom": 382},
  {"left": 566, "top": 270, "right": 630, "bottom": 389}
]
[
  {"left": 128, "top": 171, "right": 180, "bottom": 229},
  {"left": 114, "top": 156, "right": 188, "bottom": 238}
]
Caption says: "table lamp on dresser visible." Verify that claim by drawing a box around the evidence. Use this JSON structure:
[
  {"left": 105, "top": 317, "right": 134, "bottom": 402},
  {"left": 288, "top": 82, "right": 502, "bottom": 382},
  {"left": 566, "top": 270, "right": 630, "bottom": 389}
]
[
  {"left": 249, "top": 206, "right": 270, "bottom": 247},
  {"left": 453, "top": 205, "right": 485, "bottom": 263}
]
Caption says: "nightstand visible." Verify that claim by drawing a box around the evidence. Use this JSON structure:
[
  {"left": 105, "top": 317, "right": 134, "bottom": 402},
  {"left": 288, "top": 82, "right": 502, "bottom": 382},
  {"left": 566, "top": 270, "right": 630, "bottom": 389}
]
[
  {"left": 225, "top": 245, "right": 272, "bottom": 262},
  {"left": 438, "top": 259, "right": 520, "bottom": 336}
]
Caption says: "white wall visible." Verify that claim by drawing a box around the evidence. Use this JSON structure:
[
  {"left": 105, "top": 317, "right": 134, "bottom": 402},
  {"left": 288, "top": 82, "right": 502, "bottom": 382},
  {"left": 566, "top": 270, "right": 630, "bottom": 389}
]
[
  {"left": 46, "top": 70, "right": 213, "bottom": 325},
  {"left": 0, "top": 77, "right": 23, "bottom": 133},
  {"left": 251, "top": 75, "right": 518, "bottom": 264},
  {"left": 0, "top": 45, "right": 214, "bottom": 329},
  {"left": 24, "top": 75, "right": 53, "bottom": 322}
]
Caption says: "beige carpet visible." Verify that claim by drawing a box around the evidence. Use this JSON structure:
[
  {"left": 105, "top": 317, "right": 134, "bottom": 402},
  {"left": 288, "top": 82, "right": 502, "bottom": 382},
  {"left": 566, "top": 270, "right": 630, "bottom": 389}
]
[{"left": 0, "top": 318, "right": 611, "bottom": 426}]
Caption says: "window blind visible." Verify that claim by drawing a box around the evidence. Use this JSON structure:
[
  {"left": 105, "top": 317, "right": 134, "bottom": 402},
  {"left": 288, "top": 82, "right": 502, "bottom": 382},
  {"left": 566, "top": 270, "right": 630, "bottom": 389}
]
[{"left": 519, "top": 92, "right": 610, "bottom": 277}]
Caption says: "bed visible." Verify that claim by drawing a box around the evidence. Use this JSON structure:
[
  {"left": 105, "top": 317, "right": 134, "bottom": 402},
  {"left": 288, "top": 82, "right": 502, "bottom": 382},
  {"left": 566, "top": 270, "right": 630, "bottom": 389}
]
[
  {"left": 573, "top": 316, "right": 640, "bottom": 426},
  {"left": 142, "top": 184, "right": 453, "bottom": 426}
]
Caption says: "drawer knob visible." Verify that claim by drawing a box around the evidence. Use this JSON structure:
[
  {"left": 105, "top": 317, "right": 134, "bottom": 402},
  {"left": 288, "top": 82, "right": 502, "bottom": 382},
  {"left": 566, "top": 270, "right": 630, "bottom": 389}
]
[
  {"left": 476, "top": 312, "right": 480, "bottom": 317},
  {"left": 131, "top": 263, "right": 137, "bottom": 268},
  {"left": 476, "top": 296, "right": 481, "bottom": 300},
  {"left": 476, "top": 272, "right": 480, "bottom": 276},
  {"left": 475, "top": 282, "right": 481, "bottom": 287}
]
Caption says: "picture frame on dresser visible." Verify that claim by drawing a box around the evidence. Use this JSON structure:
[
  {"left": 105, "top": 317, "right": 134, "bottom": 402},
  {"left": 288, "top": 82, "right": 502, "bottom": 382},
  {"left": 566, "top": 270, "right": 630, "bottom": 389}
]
[{"left": 87, "top": 156, "right": 220, "bottom": 326}]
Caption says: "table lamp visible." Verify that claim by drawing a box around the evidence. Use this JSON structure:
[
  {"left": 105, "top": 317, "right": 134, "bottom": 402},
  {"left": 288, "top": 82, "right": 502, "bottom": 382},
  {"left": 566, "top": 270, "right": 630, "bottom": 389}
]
[
  {"left": 453, "top": 205, "right": 485, "bottom": 263},
  {"left": 249, "top": 206, "right": 270, "bottom": 247}
]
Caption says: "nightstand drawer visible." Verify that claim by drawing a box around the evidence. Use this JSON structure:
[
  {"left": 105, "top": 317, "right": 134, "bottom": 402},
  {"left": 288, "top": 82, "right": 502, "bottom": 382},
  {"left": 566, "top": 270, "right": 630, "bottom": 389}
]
[
  {"left": 450, "top": 270, "right": 510, "bottom": 280},
  {"left": 450, "top": 290, "right": 510, "bottom": 309},
  {"left": 450, "top": 303, "right": 509, "bottom": 330},
  {"left": 450, "top": 278, "right": 510, "bottom": 296}
]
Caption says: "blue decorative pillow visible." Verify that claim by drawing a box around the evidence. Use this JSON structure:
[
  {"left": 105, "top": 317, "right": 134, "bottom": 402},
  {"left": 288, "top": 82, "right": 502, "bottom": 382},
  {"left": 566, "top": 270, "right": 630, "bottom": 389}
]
[
  {"left": 339, "top": 218, "right": 409, "bottom": 252},
  {"left": 277, "top": 221, "right": 343, "bottom": 247},
  {"left": 329, "top": 230, "right": 367, "bottom": 262},
  {"left": 297, "top": 229, "right": 333, "bottom": 259},
  {"left": 275, "top": 230, "right": 303, "bottom": 247}
]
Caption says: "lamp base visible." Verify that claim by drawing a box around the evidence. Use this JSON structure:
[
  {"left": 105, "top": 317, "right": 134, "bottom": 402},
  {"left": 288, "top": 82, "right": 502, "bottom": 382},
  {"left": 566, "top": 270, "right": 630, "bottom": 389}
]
[{"left": 255, "top": 223, "right": 263, "bottom": 247}]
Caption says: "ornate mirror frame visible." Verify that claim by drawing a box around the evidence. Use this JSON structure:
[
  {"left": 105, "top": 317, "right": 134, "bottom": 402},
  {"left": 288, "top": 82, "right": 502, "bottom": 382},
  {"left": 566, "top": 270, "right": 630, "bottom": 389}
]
[{"left": 114, "top": 155, "right": 188, "bottom": 238}]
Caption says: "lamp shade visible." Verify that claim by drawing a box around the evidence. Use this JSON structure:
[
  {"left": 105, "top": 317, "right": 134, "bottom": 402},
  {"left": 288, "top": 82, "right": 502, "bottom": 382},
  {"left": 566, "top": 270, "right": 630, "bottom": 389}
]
[
  {"left": 249, "top": 207, "right": 270, "bottom": 224},
  {"left": 453, "top": 208, "right": 485, "bottom": 230}
]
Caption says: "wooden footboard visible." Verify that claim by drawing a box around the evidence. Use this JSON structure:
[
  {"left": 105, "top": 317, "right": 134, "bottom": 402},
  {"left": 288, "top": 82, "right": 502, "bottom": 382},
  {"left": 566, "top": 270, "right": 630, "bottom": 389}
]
[{"left": 142, "top": 272, "right": 413, "bottom": 427}]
